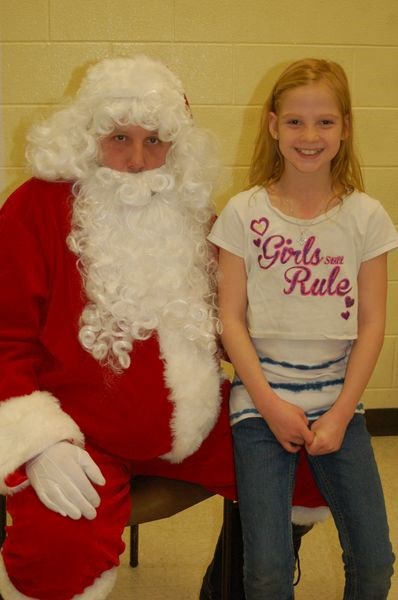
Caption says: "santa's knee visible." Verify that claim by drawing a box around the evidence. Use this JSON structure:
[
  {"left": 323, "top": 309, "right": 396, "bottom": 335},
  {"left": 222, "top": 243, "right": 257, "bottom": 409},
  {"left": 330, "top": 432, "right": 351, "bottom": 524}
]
[
  {"left": 1, "top": 492, "right": 123, "bottom": 599},
  {"left": 0, "top": 553, "right": 117, "bottom": 599}
]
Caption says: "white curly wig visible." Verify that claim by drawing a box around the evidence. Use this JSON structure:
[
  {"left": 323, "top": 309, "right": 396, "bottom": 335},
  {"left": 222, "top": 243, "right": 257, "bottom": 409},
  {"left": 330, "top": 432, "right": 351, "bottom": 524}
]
[{"left": 26, "top": 55, "right": 216, "bottom": 183}]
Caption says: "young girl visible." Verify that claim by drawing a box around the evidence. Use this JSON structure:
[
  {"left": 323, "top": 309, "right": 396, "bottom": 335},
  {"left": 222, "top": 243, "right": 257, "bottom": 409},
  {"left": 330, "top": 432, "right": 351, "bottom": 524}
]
[{"left": 209, "top": 59, "right": 397, "bottom": 599}]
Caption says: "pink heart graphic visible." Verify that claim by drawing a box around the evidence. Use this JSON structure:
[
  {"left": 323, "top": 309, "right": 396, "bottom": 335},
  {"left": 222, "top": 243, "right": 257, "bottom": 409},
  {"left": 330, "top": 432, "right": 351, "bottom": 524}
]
[
  {"left": 341, "top": 311, "right": 350, "bottom": 320},
  {"left": 250, "top": 217, "right": 269, "bottom": 236},
  {"left": 345, "top": 296, "right": 355, "bottom": 308},
  {"left": 253, "top": 238, "right": 261, "bottom": 247}
]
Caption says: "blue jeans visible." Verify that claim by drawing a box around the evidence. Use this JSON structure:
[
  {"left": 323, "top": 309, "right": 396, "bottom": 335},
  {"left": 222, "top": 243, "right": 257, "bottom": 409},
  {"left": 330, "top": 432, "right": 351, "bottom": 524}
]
[{"left": 232, "top": 414, "right": 395, "bottom": 600}]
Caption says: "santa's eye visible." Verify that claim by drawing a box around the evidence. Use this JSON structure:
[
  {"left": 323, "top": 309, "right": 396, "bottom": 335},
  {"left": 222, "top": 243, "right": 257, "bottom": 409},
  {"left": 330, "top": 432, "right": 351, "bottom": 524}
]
[{"left": 113, "top": 134, "right": 128, "bottom": 142}]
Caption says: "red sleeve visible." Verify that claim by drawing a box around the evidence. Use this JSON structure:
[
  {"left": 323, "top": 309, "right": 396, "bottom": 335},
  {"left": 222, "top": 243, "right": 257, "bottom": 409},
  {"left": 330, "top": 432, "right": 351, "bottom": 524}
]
[
  {"left": 0, "top": 180, "right": 84, "bottom": 493},
  {"left": 0, "top": 179, "right": 70, "bottom": 400}
]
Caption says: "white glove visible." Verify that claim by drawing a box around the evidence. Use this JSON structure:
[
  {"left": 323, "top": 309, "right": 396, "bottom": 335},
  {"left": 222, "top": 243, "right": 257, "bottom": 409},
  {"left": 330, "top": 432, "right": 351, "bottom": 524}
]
[{"left": 26, "top": 441, "right": 106, "bottom": 520}]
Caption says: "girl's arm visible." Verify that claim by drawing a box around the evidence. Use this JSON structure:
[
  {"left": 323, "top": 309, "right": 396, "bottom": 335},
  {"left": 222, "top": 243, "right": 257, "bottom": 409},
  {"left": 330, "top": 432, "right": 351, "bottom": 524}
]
[
  {"left": 218, "top": 248, "right": 314, "bottom": 453},
  {"left": 307, "top": 253, "right": 387, "bottom": 455}
]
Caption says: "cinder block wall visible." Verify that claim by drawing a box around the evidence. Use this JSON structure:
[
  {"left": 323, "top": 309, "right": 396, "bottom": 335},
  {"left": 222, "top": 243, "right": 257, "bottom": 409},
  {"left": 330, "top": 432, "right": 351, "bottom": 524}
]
[{"left": 1, "top": 0, "right": 397, "bottom": 408}]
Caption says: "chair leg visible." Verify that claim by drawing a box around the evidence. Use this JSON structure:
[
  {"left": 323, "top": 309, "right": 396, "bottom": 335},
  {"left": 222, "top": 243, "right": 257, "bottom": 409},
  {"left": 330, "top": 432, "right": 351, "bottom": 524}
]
[
  {"left": 129, "top": 524, "right": 139, "bottom": 568},
  {"left": 0, "top": 496, "right": 6, "bottom": 548},
  {"left": 221, "top": 499, "right": 233, "bottom": 599},
  {"left": 221, "top": 499, "right": 245, "bottom": 600}
]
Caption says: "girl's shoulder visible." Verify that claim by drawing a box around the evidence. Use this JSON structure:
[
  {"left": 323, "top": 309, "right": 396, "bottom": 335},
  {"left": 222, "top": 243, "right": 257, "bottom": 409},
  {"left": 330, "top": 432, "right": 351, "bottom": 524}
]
[
  {"left": 225, "top": 185, "right": 267, "bottom": 213},
  {"left": 342, "top": 189, "right": 385, "bottom": 214},
  {"left": 229, "top": 184, "right": 265, "bottom": 202},
  {"left": 342, "top": 190, "right": 398, "bottom": 255},
  {"left": 341, "top": 189, "right": 397, "bottom": 230}
]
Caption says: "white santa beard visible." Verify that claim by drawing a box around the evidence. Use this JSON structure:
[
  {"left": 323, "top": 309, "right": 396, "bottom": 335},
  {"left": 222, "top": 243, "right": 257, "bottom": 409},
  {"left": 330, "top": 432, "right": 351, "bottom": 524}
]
[
  {"left": 69, "top": 166, "right": 218, "bottom": 369},
  {"left": 68, "top": 166, "right": 222, "bottom": 462}
]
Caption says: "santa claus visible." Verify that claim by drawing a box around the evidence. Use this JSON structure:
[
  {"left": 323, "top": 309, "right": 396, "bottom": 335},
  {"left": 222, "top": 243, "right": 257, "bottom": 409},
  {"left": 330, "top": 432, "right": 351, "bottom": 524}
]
[{"left": 0, "top": 55, "right": 328, "bottom": 599}]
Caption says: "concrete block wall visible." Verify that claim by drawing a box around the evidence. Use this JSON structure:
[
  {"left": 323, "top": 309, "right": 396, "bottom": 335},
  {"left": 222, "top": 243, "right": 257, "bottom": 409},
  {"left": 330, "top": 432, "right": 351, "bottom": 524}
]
[{"left": 1, "top": 0, "right": 397, "bottom": 407}]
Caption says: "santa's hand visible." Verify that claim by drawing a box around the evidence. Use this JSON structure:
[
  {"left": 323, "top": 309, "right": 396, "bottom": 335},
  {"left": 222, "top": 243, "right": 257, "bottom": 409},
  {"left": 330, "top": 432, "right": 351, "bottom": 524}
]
[{"left": 26, "top": 441, "right": 105, "bottom": 520}]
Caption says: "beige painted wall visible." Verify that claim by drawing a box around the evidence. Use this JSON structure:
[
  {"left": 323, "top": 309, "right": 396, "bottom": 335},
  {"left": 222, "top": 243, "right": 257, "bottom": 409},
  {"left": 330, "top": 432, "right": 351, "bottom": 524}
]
[{"left": 1, "top": 0, "right": 397, "bottom": 408}]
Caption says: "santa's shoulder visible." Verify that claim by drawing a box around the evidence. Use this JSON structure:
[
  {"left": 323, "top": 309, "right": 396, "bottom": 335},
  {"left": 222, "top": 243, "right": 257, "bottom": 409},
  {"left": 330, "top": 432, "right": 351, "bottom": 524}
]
[{"left": 1, "top": 178, "right": 74, "bottom": 224}]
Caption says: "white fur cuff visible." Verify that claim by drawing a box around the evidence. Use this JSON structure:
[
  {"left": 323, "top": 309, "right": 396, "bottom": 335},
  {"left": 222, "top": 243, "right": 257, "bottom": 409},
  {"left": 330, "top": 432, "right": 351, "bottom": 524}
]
[
  {"left": 73, "top": 567, "right": 117, "bottom": 599},
  {"left": 0, "top": 390, "right": 84, "bottom": 494}
]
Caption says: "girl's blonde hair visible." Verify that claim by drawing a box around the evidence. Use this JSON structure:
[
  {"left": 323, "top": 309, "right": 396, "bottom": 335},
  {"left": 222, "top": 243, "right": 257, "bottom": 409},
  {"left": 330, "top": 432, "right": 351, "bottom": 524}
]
[{"left": 248, "top": 58, "right": 364, "bottom": 193}]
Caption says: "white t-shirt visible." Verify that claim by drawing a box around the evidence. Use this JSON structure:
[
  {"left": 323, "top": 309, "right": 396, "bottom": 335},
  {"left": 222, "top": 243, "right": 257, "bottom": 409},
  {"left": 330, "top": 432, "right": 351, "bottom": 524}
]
[{"left": 209, "top": 186, "right": 398, "bottom": 422}]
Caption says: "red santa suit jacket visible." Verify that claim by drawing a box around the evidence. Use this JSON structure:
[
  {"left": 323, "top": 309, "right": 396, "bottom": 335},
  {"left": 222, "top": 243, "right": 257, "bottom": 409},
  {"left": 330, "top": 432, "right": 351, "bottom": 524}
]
[{"left": 0, "top": 178, "right": 234, "bottom": 490}]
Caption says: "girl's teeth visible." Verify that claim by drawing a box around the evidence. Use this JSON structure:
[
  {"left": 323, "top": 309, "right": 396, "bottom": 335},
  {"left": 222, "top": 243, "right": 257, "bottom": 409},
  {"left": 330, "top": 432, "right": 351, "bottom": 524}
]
[{"left": 298, "top": 149, "right": 319, "bottom": 155}]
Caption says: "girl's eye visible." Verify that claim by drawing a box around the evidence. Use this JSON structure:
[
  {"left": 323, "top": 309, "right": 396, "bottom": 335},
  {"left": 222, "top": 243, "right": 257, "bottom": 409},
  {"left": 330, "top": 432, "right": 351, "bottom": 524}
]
[
  {"left": 112, "top": 134, "right": 127, "bottom": 142},
  {"left": 320, "top": 120, "right": 334, "bottom": 126},
  {"left": 287, "top": 119, "right": 300, "bottom": 126},
  {"left": 146, "top": 136, "right": 160, "bottom": 145}
]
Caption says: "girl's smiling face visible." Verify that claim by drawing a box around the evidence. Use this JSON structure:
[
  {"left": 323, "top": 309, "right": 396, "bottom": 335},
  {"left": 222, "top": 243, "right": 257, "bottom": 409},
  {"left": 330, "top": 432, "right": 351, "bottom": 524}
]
[
  {"left": 269, "top": 82, "right": 349, "bottom": 178},
  {"left": 99, "top": 124, "right": 172, "bottom": 173}
]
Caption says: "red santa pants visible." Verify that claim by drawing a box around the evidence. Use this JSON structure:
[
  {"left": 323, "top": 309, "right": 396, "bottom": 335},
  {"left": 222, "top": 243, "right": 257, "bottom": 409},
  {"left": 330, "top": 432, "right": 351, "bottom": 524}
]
[
  {"left": 1, "top": 398, "right": 237, "bottom": 599},
  {"left": 1, "top": 406, "right": 325, "bottom": 599}
]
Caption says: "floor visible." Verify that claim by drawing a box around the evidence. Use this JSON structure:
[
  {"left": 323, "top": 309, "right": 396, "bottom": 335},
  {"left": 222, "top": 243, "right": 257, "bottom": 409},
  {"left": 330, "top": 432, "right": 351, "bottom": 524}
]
[{"left": 109, "top": 436, "right": 397, "bottom": 599}]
